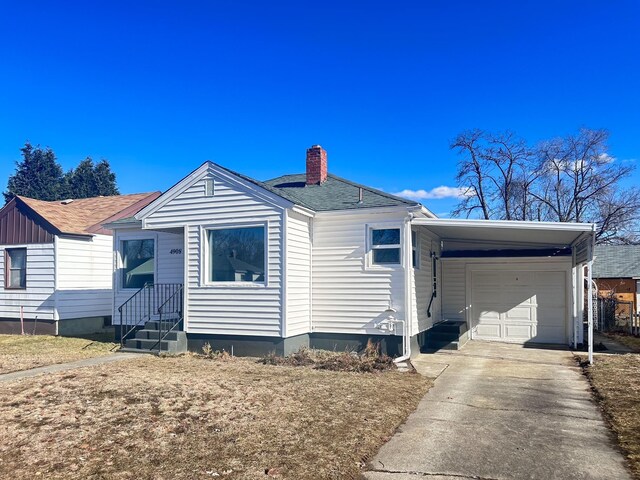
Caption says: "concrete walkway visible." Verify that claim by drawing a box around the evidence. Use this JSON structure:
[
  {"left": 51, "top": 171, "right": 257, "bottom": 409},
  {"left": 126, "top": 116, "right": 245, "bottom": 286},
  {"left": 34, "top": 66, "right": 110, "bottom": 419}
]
[
  {"left": 366, "top": 341, "right": 631, "bottom": 480},
  {"left": 0, "top": 352, "right": 138, "bottom": 383}
]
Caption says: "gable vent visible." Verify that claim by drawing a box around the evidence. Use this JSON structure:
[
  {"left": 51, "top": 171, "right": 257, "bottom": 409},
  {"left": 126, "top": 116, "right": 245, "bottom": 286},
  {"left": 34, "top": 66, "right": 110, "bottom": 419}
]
[{"left": 204, "top": 178, "right": 214, "bottom": 197}]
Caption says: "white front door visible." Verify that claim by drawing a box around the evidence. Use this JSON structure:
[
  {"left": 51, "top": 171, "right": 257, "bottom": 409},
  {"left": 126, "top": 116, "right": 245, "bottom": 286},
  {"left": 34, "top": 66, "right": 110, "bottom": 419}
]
[{"left": 471, "top": 269, "right": 567, "bottom": 344}]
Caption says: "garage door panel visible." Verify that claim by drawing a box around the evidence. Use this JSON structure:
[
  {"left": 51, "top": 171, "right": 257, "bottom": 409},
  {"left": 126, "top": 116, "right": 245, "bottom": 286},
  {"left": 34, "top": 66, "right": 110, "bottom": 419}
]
[
  {"left": 536, "top": 325, "right": 565, "bottom": 343},
  {"left": 504, "top": 306, "right": 534, "bottom": 322},
  {"left": 504, "top": 324, "right": 533, "bottom": 341},
  {"left": 536, "top": 307, "right": 565, "bottom": 326},
  {"left": 475, "top": 323, "right": 501, "bottom": 339},
  {"left": 471, "top": 268, "right": 566, "bottom": 344}
]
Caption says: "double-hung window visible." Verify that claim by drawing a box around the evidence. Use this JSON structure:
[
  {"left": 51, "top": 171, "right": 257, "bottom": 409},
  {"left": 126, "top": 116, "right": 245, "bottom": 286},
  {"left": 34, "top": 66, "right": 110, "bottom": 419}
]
[
  {"left": 122, "top": 239, "right": 155, "bottom": 289},
  {"left": 370, "top": 228, "right": 401, "bottom": 265},
  {"left": 207, "top": 226, "right": 266, "bottom": 283},
  {"left": 5, "top": 248, "right": 26, "bottom": 289}
]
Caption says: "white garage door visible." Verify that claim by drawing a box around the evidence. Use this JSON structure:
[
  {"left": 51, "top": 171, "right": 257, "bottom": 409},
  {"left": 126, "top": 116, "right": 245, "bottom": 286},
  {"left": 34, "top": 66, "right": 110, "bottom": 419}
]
[{"left": 471, "top": 269, "right": 567, "bottom": 344}]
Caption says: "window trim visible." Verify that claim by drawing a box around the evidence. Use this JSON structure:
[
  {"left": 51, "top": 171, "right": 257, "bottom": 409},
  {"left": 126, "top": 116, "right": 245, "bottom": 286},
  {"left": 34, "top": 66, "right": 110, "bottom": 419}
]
[
  {"left": 4, "top": 247, "right": 27, "bottom": 290},
  {"left": 118, "top": 236, "right": 158, "bottom": 291},
  {"left": 366, "top": 224, "right": 403, "bottom": 269},
  {"left": 202, "top": 222, "right": 269, "bottom": 288}
]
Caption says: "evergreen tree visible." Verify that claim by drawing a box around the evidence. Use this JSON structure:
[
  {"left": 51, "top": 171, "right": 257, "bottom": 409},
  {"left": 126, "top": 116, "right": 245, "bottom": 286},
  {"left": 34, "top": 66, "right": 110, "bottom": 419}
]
[
  {"left": 4, "top": 143, "right": 64, "bottom": 203},
  {"left": 3, "top": 143, "right": 121, "bottom": 204},
  {"left": 64, "top": 157, "right": 120, "bottom": 199},
  {"left": 64, "top": 157, "right": 98, "bottom": 199},
  {"left": 93, "top": 159, "right": 120, "bottom": 196}
]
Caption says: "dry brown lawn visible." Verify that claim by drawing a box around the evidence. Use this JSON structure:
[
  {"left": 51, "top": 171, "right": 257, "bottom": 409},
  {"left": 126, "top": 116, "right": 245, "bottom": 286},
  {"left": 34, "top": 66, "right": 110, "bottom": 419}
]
[
  {"left": 582, "top": 353, "right": 640, "bottom": 479},
  {"left": 604, "top": 333, "right": 640, "bottom": 353},
  {"left": 0, "top": 334, "right": 118, "bottom": 374},
  {"left": 0, "top": 355, "right": 431, "bottom": 480}
]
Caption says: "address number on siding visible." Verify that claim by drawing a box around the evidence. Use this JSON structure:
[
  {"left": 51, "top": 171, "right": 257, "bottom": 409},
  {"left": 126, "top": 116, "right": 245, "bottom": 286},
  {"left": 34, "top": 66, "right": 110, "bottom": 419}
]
[{"left": 170, "top": 248, "right": 183, "bottom": 255}]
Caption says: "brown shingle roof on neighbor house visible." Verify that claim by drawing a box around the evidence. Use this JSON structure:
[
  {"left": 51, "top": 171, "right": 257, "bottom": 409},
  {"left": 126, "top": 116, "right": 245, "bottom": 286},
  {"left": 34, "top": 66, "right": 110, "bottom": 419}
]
[{"left": 16, "top": 192, "right": 161, "bottom": 236}]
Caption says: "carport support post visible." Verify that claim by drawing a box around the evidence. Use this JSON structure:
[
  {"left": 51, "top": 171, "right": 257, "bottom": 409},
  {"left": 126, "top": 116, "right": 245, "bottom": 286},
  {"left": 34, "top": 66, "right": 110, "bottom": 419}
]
[{"left": 587, "top": 261, "right": 593, "bottom": 364}]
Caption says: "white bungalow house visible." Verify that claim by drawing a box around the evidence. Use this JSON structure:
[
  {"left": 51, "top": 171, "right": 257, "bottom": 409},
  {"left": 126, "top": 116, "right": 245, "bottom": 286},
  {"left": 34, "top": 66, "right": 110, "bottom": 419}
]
[
  {"left": 109, "top": 145, "right": 596, "bottom": 358},
  {"left": 0, "top": 192, "right": 160, "bottom": 335}
]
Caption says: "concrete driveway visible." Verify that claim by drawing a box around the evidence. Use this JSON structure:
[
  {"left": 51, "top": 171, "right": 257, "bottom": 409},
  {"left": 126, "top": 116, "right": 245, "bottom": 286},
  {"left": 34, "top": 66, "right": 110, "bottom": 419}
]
[{"left": 365, "top": 341, "right": 630, "bottom": 480}]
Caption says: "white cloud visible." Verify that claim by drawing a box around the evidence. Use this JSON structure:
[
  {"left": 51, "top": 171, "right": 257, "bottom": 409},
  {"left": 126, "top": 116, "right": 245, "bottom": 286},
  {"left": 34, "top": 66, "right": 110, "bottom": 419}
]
[
  {"left": 393, "top": 186, "right": 470, "bottom": 200},
  {"left": 599, "top": 153, "right": 615, "bottom": 163}
]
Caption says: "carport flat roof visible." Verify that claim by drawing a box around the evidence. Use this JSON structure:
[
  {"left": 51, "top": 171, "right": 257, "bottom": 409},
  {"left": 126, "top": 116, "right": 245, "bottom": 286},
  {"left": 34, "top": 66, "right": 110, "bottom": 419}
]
[{"left": 411, "top": 218, "right": 595, "bottom": 247}]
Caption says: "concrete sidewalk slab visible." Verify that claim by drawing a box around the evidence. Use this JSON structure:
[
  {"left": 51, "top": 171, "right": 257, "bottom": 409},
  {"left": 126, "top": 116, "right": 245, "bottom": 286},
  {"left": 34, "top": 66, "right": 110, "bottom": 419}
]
[
  {"left": 0, "top": 353, "right": 139, "bottom": 383},
  {"left": 366, "top": 341, "right": 631, "bottom": 480}
]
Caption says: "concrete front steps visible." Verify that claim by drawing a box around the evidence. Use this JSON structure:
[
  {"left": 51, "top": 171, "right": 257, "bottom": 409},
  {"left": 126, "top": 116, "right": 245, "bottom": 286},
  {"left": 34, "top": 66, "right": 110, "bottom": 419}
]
[
  {"left": 421, "top": 320, "right": 469, "bottom": 352},
  {"left": 120, "top": 319, "right": 187, "bottom": 354}
]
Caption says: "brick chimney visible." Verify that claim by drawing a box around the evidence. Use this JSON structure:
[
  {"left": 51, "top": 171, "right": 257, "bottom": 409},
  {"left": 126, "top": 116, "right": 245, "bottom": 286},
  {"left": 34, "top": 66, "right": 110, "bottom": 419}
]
[{"left": 306, "top": 145, "right": 327, "bottom": 185}]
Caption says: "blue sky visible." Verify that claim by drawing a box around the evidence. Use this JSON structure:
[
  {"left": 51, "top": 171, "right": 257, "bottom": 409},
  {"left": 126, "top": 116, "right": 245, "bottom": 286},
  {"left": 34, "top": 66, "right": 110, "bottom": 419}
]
[{"left": 0, "top": 1, "right": 638, "bottom": 216}]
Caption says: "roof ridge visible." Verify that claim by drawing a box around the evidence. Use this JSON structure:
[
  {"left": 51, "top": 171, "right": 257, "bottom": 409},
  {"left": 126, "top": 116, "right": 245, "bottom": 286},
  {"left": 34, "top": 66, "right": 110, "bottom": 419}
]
[{"left": 325, "top": 173, "right": 419, "bottom": 206}]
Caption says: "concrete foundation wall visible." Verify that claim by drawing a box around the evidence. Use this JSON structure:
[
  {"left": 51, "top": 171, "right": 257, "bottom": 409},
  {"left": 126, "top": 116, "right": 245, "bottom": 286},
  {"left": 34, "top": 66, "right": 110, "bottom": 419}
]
[
  {"left": 185, "top": 332, "right": 405, "bottom": 357},
  {"left": 0, "top": 317, "right": 56, "bottom": 335},
  {"left": 57, "top": 316, "right": 109, "bottom": 336}
]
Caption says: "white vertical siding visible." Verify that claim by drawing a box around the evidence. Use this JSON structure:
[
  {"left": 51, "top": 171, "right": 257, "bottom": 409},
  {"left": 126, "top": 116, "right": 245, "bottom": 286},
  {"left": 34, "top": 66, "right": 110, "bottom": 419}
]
[
  {"left": 311, "top": 212, "right": 406, "bottom": 334},
  {"left": 112, "top": 228, "right": 185, "bottom": 324},
  {"left": 0, "top": 244, "right": 55, "bottom": 320},
  {"left": 285, "top": 210, "right": 311, "bottom": 337},
  {"left": 141, "top": 175, "right": 285, "bottom": 336}
]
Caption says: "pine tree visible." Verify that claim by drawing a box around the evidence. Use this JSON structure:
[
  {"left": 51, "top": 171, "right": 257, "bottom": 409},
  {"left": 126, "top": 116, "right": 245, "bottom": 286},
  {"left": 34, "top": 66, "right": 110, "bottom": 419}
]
[
  {"left": 93, "top": 159, "right": 120, "bottom": 196},
  {"left": 64, "top": 157, "right": 120, "bottom": 199},
  {"left": 4, "top": 143, "right": 64, "bottom": 203},
  {"left": 4, "top": 143, "right": 121, "bottom": 204},
  {"left": 64, "top": 158, "right": 98, "bottom": 199}
]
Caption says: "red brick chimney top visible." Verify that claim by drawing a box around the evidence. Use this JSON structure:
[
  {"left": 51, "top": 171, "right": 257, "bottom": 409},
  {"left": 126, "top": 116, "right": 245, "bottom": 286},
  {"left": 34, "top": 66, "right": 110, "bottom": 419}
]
[{"left": 306, "top": 145, "right": 327, "bottom": 185}]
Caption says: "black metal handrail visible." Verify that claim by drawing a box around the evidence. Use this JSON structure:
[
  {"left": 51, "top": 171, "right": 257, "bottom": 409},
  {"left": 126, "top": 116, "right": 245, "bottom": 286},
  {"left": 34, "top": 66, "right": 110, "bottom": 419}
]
[
  {"left": 118, "top": 283, "right": 183, "bottom": 348},
  {"left": 150, "top": 284, "right": 184, "bottom": 352}
]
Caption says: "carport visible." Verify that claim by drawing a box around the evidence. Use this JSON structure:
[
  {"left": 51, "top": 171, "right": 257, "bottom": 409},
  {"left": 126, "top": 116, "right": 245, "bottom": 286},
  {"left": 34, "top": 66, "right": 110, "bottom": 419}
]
[{"left": 411, "top": 218, "right": 597, "bottom": 362}]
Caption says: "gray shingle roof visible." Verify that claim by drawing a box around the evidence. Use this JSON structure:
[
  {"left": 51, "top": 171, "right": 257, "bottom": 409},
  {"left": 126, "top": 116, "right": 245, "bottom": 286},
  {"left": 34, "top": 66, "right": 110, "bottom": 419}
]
[
  {"left": 593, "top": 245, "right": 640, "bottom": 278},
  {"left": 263, "top": 173, "right": 419, "bottom": 212}
]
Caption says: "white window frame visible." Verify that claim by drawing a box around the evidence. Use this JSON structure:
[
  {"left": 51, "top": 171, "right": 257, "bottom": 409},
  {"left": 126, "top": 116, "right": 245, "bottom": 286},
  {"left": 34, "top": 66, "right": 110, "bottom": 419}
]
[
  {"left": 202, "top": 222, "right": 269, "bottom": 288},
  {"left": 5, "top": 247, "right": 27, "bottom": 290},
  {"left": 366, "top": 224, "right": 403, "bottom": 269},
  {"left": 118, "top": 234, "right": 158, "bottom": 291}
]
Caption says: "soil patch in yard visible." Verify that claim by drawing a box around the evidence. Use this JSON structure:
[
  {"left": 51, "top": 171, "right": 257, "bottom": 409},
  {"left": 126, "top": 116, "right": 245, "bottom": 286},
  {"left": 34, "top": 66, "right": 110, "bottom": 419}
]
[
  {"left": 0, "top": 334, "right": 118, "bottom": 374},
  {"left": 0, "top": 354, "right": 430, "bottom": 480},
  {"left": 581, "top": 354, "right": 640, "bottom": 479}
]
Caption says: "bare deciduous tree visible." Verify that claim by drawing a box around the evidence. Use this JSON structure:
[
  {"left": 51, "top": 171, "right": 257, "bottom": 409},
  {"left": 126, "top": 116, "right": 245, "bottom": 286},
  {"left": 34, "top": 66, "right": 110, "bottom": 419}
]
[{"left": 451, "top": 128, "right": 640, "bottom": 244}]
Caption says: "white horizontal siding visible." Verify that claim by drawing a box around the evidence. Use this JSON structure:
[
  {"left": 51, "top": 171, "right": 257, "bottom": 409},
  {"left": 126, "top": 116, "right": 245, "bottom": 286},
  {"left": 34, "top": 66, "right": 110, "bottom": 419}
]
[
  {"left": 142, "top": 174, "right": 284, "bottom": 337},
  {"left": 0, "top": 244, "right": 55, "bottom": 320},
  {"left": 285, "top": 210, "right": 311, "bottom": 337},
  {"left": 441, "top": 259, "right": 467, "bottom": 322},
  {"left": 412, "top": 228, "right": 441, "bottom": 334},
  {"left": 57, "top": 289, "right": 112, "bottom": 320},
  {"left": 311, "top": 213, "right": 406, "bottom": 335},
  {"left": 57, "top": 235, "right": 113, "bottom": 289},
  {"left": 112, "top": 228, "right": 185, "bottom": 324}
]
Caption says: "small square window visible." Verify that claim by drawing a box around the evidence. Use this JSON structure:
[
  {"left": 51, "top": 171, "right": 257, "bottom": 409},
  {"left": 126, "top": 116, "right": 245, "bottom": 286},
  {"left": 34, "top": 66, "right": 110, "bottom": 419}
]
[
  {"left": 371, "top": 228, "right": 401, "bottom": 266},
  {"left": 5, "top": 248, "right": 27, "bottom": 289}
]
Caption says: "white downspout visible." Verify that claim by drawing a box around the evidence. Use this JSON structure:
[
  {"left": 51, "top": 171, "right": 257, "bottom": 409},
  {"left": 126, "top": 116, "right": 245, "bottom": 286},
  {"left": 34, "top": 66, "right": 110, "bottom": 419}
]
[
  {"left": 394, "top": 212, "right": 414, "bottom": 363},
  {"left": 587, "top": 224, "right": 596, "bottom": 364}
]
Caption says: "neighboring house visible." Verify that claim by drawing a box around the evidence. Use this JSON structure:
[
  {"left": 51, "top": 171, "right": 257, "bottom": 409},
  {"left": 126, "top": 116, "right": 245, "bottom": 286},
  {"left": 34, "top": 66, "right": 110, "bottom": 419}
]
[
  {"left": 108, "top": 145, "right": 596, "bottom": 357},
  {"left": 593, "top": 244, "right": 640, "bottom": 313},
  {"left": 0, "top": 192, "right": 160, "bottom": 335}
]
